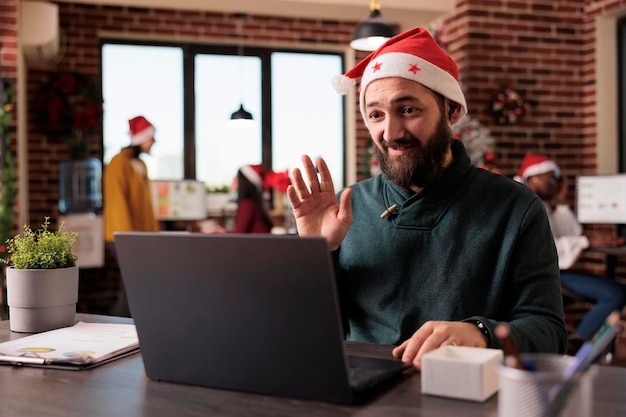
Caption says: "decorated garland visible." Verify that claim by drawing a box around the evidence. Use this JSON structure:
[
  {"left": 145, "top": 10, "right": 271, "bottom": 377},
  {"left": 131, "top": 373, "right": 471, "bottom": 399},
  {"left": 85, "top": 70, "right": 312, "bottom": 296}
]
[
  {"left": 491, "top": 87, "right": 529, "bottom": 125},
  {"left": 0, "top": 78, "right": 17, "bottom": 258}
]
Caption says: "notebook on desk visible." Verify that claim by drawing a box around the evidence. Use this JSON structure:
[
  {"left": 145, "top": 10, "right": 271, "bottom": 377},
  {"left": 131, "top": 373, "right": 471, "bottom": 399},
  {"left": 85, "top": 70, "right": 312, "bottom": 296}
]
[{"left": 114, "top": 232, "right": 411, "bottom": 404}]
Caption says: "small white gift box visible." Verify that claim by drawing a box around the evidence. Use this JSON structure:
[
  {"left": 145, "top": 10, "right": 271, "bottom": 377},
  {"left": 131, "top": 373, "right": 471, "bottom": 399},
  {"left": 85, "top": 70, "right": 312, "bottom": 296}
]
[{"left": 421, "top": 345, "right": 503, "bottom": 402}]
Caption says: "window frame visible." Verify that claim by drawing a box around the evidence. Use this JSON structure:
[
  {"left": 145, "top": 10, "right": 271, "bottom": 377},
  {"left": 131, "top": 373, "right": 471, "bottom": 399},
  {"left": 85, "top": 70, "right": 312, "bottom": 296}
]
[
  {"left": 100, "top": 38, "right": 347, "bottom": 187},
  {"left": 619, "top": 17, "right": 626, "bottom": 172}
]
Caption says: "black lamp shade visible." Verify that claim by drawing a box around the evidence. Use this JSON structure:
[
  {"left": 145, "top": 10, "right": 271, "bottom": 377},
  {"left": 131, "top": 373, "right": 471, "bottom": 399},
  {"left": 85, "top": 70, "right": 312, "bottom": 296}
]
[
  {"left": 230, "top": 104, "right": 253, "bottom": 120},
  {"left": 350, "top": 10, "right": 397, "bottom": 51}
]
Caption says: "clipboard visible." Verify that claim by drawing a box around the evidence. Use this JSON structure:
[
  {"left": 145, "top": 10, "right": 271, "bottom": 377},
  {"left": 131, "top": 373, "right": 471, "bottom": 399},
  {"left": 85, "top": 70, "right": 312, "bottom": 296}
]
[{"left": 0, "top": 321, "right": 140, "bottom": 370}]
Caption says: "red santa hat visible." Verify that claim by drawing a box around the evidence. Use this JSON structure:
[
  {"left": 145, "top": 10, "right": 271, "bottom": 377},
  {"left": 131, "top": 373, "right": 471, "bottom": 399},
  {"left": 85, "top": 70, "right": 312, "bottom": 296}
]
[
  {"left": 128, "top": 116, "right": 156, "bottom": 146},
  {"left": 240, "top": 164, "right": 265, "bottom": 190},
  {"left": 514, "top": 154, "right": 561, "bottom": 183},
  {"left": 331, "top": 26, "right": 467, "bottom": 126}
]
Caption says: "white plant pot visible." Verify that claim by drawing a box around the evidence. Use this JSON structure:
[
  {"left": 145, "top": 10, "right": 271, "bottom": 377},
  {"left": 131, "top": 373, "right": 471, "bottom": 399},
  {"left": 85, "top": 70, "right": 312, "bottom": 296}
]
[{"left": 6, "top": 266, "right": 79, "bottom": 333}]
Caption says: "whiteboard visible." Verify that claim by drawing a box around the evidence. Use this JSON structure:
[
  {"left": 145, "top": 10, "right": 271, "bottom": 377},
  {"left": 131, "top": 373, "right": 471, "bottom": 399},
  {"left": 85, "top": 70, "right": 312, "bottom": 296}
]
[
  {"left": 576, "top": 174, "right": 626, "bottom": 224},
  {"left": 151, "top": 180, "right": 207, "bottom": 220}
]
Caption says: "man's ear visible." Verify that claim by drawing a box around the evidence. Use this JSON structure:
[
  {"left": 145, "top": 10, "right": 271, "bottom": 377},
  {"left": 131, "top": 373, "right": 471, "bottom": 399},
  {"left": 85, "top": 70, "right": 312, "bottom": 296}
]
[{"left": 447, "top": 102, "right": 463, "bottom": 124}]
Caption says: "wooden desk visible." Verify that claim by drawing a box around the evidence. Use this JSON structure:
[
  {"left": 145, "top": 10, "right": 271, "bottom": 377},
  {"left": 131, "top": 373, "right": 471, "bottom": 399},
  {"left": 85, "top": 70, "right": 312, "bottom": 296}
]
[{"left": 0, "top": 314, "right": 625, "bottom": 416}]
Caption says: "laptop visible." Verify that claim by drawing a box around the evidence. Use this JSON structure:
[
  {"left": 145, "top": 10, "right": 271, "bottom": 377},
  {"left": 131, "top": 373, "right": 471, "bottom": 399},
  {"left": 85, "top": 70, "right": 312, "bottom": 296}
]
[{"left": 114, "top": 232, "right": 411, "bottom": 404}]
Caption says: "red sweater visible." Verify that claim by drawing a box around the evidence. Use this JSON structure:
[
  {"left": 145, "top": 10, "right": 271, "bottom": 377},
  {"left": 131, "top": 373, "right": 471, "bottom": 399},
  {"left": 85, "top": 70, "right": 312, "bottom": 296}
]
[{"left": 230, "top": 198, "right": 272, "bottom": 233}]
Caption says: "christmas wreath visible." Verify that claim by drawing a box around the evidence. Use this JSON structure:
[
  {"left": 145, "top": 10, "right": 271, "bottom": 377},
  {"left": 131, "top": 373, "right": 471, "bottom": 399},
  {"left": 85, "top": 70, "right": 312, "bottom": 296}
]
[
  {"left": 35, "top": 71, "right": 103, "bottom": 159},
  {"left": 491, "top": 87, "right": 529, "bottom": 125}
]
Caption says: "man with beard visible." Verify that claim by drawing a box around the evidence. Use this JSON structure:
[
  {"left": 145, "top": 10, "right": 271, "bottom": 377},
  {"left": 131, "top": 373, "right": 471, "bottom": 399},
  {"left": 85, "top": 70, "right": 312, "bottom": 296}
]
[{"left": 286, "top": 27, "right": 567, "bottom": 370}]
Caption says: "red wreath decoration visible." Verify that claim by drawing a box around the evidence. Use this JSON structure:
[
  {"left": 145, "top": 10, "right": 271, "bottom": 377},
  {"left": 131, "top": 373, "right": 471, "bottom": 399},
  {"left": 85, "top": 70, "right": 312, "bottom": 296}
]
[
  {"left": 35, "top": 71, "right": 103, "bottom": 159},
  {"left": 491, "top": 87, "right": 529, "bottom": 125}
]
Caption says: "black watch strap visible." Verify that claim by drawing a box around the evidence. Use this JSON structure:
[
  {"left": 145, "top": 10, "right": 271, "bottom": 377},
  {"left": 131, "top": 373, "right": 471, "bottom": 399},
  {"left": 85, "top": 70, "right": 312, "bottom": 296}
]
[{"left": 468, "top": 319, "right": 491, "bottom": 346}]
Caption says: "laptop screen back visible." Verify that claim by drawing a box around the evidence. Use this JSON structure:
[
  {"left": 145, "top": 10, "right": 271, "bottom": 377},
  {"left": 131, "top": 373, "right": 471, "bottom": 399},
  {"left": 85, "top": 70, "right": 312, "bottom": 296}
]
[{"left": 114, "top": 232, "right": 355, "bottom": 403}]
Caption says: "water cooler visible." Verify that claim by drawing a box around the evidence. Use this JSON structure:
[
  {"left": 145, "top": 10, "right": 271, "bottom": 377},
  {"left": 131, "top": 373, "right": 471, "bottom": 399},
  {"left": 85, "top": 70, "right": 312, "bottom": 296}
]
[{"left": 58, "top": 158, "right": 104, "bottom": 268}]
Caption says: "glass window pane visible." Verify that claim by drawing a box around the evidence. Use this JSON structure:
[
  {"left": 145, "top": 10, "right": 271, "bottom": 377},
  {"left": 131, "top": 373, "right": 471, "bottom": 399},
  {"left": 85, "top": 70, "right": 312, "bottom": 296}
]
[
  {"left": 271, "top": 52, "right": 344, "bottom": 188},
  {"left": 102, "top": 44, "right": 184, "bottom": 180},
  {"left": 195, "top": 54, "right": 262, "bottom": 188}
]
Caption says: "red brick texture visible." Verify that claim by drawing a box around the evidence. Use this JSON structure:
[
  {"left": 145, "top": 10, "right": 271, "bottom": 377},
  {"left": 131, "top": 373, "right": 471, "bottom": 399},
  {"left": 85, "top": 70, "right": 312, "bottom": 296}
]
[{"left": 13, "top": 1, "right": 626, "bottom": 308}]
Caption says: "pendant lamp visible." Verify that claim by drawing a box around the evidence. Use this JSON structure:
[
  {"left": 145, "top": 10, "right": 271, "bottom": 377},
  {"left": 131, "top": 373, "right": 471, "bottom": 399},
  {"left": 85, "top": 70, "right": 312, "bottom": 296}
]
[
  {"left": 350, "top": 0, "right": 397, "bottom": 51},
  {"left": 230, "top": 104, "right": 253, "bottom": 121},
  {"left": 228, "top": 13, "right": 255, "bottom": 128}
]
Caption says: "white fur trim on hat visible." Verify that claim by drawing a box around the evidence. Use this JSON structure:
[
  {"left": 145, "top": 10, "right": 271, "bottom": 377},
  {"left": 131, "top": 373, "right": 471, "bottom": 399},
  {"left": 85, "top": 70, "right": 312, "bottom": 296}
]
[
  {"left": 129, "top": 125, "right": 155, "bottom": 146},
  {"left": 240, "top": 164, "right": 263, "bottom": 188},
  {"left": 358, "top": 52, "right": 467, "bottom": 126},
  {"left": 519, "top": 160, "right": 560, "bottom": 182}
]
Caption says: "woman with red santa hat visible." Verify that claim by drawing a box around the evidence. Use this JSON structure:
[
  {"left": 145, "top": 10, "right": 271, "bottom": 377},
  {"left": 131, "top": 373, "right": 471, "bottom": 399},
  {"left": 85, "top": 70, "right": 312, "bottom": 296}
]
[
  {"left": 103, "top": 115, "right": 159, "bottom": 316},
  {"left": 205, "top": 164, "right": 291, "bottom": 234}
]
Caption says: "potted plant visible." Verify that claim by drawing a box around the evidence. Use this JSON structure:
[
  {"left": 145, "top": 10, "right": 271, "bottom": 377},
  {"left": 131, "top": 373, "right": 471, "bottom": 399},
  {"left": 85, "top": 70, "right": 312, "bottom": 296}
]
[
  {"left": 1, "top": 217, "right": 79, "bottom": 333},
  {"left": 206, "top": 184, "right": 233, "bottom": 216}
]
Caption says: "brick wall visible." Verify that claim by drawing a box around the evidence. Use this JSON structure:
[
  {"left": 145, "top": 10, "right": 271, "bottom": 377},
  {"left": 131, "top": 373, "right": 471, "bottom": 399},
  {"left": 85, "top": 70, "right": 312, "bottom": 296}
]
[
  {"left": 0, "top": 0, "right": 18, "bottom": 233},
  {"left": 0, "top": 0, "right": 17, "bottom": 79},
  {"left": 26, "top": 4, "right": 359, "bottom": 227},
  {"left": 441, "top": 0, "right": 626, "bottom": 281},
  {"left": 31, "top": 1, "right": 626, "bottom": 220},
  {"left": 443, "top": 0, "right": 587, "bottom": 174},
  {"left": 24, "top": 4, "right": 363, "bottom": 313},
  {"left": 19, "top": 1, "right": 626, "bottom": 312},
  {"left": 0, "top": 0, "right": 17, "bottom": 318}
]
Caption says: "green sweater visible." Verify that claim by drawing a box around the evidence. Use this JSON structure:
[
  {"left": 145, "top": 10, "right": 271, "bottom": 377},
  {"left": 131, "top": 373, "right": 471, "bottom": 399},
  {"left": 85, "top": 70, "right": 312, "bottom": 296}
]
[{"left": 336, "top": 140, "right": 567, "bottom": 354}]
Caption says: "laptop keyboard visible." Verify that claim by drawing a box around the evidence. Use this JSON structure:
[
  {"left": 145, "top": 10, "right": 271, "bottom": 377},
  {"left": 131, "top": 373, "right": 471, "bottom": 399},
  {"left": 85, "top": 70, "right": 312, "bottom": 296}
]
[
  {"left": 347, "top": 355, "right": 411, "bottom": 391},
  {"left": 349, "top": 365, "right": 391, "bottom": 385}
]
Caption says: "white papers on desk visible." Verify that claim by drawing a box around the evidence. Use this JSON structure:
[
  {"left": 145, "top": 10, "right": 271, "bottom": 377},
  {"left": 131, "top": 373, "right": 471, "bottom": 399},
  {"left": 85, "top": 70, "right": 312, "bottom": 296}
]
[{"left": 0, "top": 322, "right": 139, "bottom": 370}]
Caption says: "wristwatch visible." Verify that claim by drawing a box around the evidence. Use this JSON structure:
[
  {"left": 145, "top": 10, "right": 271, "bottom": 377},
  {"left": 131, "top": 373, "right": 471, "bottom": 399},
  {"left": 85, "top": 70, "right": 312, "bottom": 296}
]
[{"left": 468, "top": 319, "right": 491, "bottom": 346}]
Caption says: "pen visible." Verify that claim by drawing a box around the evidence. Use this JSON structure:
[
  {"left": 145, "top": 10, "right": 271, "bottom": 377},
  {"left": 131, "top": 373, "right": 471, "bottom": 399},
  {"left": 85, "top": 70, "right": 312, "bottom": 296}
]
[
  {"left": 0, "top": 355, "right": 46, "bottom": 365},
  {"left": 495, "top": 323, "right": 527, "bottom": 370},
  {"left": 547, "top": 314, "right": 624, "bottom": 415}
]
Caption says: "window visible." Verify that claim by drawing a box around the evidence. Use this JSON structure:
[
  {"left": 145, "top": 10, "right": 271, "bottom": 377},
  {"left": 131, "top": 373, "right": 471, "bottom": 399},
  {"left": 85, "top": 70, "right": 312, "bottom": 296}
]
[
  {"left": 271, "top": 52, "right": 344, "bottom": 185},
  {"left": 101, "top": 44, "right": 184, "bottom": 179},
  {"left": 194, "top": 54, "right": 262, "bottom": 187},
  {"left": 617, "top": 18, "right": 626, "bottom": 172},
  {"left": 102, "top": 41, "right": 345, "bottom": 189}
]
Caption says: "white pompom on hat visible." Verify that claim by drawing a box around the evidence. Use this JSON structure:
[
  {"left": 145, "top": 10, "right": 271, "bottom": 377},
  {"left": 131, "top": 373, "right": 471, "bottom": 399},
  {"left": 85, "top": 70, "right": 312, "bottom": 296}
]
[
  {"left": 331, "top": 26, "right": 467, "bottom": 126},
  {"left": 128, "top": 116, "right": 156, "bottom": 146},
  {"left": 514, "top": 154, "right": 561, "bottom": 183}
]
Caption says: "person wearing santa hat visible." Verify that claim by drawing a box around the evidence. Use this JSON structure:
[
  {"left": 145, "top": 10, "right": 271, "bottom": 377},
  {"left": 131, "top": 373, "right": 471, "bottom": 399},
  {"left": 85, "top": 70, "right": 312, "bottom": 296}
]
[
  {"left": 516, "top": 154, "right": 626, "bottom": 354},
  {"left": 205, "top": 164, "right": 291, "bottom": 234},
  {"left": 103, "top": 115, "right": 159, "bottom": 316},
  {"left": 287, "top": 27, "right": 567, "bottom": 370},
  {"left": 222, "top": 164, "right": 275, "bottom": 234}
]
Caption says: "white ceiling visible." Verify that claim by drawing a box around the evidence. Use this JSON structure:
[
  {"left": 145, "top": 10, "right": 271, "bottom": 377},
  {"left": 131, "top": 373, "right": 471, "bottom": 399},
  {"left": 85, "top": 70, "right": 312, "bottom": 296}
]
[{"left": 53, "top": 0, "right": 454, "bottom": 32}]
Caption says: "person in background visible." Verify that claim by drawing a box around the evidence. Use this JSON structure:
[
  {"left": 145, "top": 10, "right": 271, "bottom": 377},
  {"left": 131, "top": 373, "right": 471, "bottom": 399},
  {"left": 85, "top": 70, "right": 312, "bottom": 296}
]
[
  {"left": 515, "top": 154, "right": 626, "bottom": 353},
  {"left": 229, "top": 164, "right": 274, "bottom": 234},
  {"left": 203, "top": 165, "right": 290, "bottom": 234},
  {"left": 104, "top": 115, "right": 159, "bottom": 240},
  {"left": 103, "top": 115, "right": 159, "bottom": 316},
  {"left": 286, "top": 27, "right": 567, "bottom": 370}
]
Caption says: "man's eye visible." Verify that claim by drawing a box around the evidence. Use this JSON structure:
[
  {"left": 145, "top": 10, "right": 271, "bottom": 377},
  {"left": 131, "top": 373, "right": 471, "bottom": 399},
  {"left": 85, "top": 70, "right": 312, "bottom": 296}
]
[
  {"left": 402, "top": 107, "right": 417, "bottom": 115},
  {"left": 369, "top": 111, "right": 383, "bottom": 120}
]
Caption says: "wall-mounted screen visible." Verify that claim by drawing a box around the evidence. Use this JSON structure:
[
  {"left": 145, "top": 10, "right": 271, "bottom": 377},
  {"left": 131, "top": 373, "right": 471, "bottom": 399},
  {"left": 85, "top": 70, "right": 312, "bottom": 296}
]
[
  {"left": 151, "top": 180, "right": 206, "bottom": 220},
  {"left": 576, "top": 175, "right": 626, "bottom": 224}
]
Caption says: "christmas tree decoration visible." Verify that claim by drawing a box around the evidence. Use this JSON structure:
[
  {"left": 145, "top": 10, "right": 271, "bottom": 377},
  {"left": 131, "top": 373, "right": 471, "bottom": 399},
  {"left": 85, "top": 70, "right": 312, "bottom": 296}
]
[{"left": 452, "top": 115, "right": 496, "bottom": 165}]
